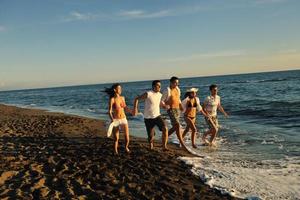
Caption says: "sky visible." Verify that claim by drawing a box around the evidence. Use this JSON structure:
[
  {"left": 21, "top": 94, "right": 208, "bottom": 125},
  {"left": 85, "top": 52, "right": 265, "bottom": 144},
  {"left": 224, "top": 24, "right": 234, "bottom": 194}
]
[{"left": 0, "top": 0, "right": 299, "bottom": 90}]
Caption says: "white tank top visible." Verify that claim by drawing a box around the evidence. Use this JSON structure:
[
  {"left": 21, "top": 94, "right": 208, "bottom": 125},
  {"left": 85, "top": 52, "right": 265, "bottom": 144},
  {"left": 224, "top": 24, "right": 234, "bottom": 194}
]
[{"left": 144, "top": 90, "right": 162, "bottom": 119}]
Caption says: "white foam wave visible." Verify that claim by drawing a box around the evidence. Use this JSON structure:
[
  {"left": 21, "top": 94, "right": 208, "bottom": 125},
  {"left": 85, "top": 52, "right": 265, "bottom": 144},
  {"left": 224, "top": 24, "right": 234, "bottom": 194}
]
[
  {"left": 179, "top": 154, "right": 300, "bottom": 200},
  {"left": 261, "top": 140, "right": 274, "bottom": 145},
  {"left": 87, "top": 108, "right": 96, "bottom": 112},
  {"left": 23, "top": 103, "right": 37, "bottom": 107}
]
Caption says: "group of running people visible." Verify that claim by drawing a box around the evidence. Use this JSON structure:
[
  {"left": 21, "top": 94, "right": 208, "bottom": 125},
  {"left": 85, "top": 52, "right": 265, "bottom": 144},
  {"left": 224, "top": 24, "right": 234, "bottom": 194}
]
[{"left": 104, "top": 76, "right": 228, "bottom": 155}]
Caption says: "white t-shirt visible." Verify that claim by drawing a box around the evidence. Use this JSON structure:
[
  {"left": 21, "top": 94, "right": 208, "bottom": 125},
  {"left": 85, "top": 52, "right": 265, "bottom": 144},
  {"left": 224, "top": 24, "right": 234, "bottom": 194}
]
[
  {"left": 204, "top": 95, "right": 220, "bottom": 117},
  {"left": 144, "top": 90, "right": 162, "bottom": 119}
]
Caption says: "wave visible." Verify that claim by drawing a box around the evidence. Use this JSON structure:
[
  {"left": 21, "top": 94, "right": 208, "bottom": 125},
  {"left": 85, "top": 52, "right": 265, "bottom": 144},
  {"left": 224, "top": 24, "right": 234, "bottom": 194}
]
[
  {"left": 232, "top": 100, "right": 300, "bottom": 118},
  {"left": 258, "top": 78, "right": 289, "bottom": 83},
  {"left": 179, "top": 155, "right": 300, "bottom": 200},
  {"left": 87, "top": 108, "right": 96, "bottom": 113},
  {"left": 25, "top": 103, "right": 37, "bottom": 107},
  {"left": 229, "top": 78, "right": 289, "bottom": 84}
]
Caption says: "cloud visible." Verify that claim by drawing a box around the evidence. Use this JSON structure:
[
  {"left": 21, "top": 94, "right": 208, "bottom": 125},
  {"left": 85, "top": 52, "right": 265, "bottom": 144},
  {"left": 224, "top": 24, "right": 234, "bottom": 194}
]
[
  {"left": 164, "top": 50, "right": 247, "bottom": 62},
  {"left": 62, "top": 11, "right": 101, "bottom": 22},
  {"left": 0, "top": 26, "right": 7, "bottom": 32},
  {"left": 61, "top": 5, "right": 208, "bottom": 22},
  {"left": 61, "top": 9, "right": 174, "bottom": 23},
  {"left": 116, "top": 5, "right": 209, "bottom": 20},
  {"left": 117, "top": 9, "right": 173, "bottom": 19}
]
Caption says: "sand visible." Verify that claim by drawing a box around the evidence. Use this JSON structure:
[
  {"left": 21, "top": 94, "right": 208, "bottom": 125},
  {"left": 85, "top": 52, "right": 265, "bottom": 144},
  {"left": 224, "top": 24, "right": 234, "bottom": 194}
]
[{"left": 0, "top": 104, "right": 238, "bottom": 199}]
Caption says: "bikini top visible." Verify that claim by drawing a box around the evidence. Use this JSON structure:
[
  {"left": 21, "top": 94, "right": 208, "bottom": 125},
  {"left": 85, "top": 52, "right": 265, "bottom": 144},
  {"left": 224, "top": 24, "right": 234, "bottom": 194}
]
[
  {"left": 113, "top": 99, "right": 126, "bottom": 110},
  {"left": 187, "top": 99, "right": 197, "bottom": 108}
]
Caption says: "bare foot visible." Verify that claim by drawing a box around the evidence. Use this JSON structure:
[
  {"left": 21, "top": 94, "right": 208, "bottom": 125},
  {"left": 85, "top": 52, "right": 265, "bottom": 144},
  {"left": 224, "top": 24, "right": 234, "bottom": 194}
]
[
  {"left": 209, "top": 142, "right": 217, "bottom": 147},
  {"left": 125, "top": 147, "right": 130, "bottom": 153},
  {"left": 202, "top": 139, "right": 210, "bottom": 145},
  {"left": 192, "top": 144, "right": 197, "bottom": 149},
  {"left": 149, "top": 142, "right": 154, "bottom": 150},
  {"left": 162, "top": 146, "right": 169, "bottom": 151}
]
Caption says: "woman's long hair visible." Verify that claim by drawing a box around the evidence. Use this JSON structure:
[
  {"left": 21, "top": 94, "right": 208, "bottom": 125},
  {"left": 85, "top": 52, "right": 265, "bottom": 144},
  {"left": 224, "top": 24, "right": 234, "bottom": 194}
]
[{"left": 103, "top": 83, "right": 121, "bottom": 98}]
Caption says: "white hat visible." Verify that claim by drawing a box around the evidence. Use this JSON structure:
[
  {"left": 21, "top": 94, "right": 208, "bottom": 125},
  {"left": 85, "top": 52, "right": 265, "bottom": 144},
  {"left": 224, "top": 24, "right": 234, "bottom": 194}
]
[{"left": 186, "top": 87, "right": 198, "bottom": 92}]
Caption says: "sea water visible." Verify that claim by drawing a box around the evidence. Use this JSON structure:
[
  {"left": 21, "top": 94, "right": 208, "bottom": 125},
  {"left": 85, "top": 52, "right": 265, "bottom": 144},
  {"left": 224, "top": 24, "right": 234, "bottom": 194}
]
[{"left": 0, "top": 70, "right": 299, "bottom": 199}]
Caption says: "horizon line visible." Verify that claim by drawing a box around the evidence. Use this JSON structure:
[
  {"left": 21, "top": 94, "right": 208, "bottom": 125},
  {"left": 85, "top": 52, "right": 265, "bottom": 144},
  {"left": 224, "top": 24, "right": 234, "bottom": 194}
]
[{"left": 0, "top": 68, "right": 299, "bottom": 93}]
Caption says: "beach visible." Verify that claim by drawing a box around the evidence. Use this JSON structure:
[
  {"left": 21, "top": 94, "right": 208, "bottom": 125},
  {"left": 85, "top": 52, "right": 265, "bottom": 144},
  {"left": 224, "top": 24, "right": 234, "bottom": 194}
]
[{"left": 0, "top": 104, "right": 237, "bottom": 199}]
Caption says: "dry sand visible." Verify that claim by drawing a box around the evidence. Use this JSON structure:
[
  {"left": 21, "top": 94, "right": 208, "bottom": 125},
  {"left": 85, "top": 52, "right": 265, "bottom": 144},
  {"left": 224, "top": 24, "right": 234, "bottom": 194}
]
[{"left": 0, "top": 104, "right": 239, "bottom": 199}]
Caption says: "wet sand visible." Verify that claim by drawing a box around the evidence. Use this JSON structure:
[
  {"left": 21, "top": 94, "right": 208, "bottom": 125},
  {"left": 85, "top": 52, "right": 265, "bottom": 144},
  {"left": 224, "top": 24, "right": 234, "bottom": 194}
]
[{"left": 0, "top": 104, "right": 238, "bottom": 199}]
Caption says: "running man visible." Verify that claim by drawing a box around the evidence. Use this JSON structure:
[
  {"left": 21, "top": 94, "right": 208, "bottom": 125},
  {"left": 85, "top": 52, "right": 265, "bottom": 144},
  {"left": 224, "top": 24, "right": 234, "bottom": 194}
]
[
  {"left": 202, "top": 84, "right": 229, "bottom": 146},
  {"left": 133, "top": 80, "right": 168, "bottom": 150},
  {"left": 161, "top": 76, "right": 188, "bottom": 151}
]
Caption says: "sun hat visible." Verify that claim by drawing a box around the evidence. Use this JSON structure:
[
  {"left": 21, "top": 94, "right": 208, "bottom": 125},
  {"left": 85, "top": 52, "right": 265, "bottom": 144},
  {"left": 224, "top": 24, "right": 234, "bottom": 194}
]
[{"left": 186, "top": 87, "right": 198, "bottom": 92}]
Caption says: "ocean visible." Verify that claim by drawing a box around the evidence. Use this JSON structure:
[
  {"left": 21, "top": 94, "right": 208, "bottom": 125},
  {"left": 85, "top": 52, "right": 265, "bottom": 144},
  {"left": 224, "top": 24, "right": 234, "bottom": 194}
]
[{"left": 0, "top": 70, "right": 299, "bottom": 199}]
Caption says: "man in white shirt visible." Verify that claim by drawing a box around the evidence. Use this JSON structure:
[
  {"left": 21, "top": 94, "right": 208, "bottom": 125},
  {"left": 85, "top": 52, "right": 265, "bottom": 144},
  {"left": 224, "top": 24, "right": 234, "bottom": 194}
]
[
  {"left": 133, "top": 80, "right": 168, "bottom": 150},
  {"left": 202, "top": 84, "right": 229, "bottom": 146}
]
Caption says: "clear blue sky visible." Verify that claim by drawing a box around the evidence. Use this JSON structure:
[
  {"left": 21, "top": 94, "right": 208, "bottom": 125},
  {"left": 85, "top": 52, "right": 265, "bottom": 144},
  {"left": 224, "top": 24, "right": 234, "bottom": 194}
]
[{"left": 0, "top": 0, "right": 299, "bottom": 90}]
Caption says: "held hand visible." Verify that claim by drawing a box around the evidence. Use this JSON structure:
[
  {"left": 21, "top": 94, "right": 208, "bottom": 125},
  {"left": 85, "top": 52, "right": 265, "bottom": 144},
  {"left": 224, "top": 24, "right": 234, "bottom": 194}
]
[
  {"left": 224, "top": 112, "right": 229, "bottom": 118},
  {"left": 205, "top": 113, "right": 211, "bottom": 119},
  {"left": 132, "top": 108, "right": 138, "bottom": 116},
  {"left": 179, "top": 105, "right": 184, "bottom": 112}
]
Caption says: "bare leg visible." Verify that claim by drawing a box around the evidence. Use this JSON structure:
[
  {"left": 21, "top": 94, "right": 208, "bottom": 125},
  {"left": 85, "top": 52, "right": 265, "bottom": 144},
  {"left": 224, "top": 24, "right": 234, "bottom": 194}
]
[
  {"left": 113, "top": 127, "right": 120, "bottom": 155},
  {"left": 182, "top": 125, "right": 190, "bottom": 139},
  {"left": 162, "top": 126, "right": 168, "bottom": 150},
  {"left": 168, "top": 126, "right": 176, "bottom": 136},
  {"left": 185, "top": 117, "right": 197, "bottom": 148},
  {"left": 209, "top": 127, "right": 218, "bottom": 146},
  {"left": 174, "top": 123, "right": 189, "bottom": 152},
  {"left": 121, "top": 124, "right": 130, "bottom": 153},
  {"left": 202, "top": 129, "right": 211, "bottom": 144},
  {"left": 148, "top": 127, "right": 155, "bottom": 150}
]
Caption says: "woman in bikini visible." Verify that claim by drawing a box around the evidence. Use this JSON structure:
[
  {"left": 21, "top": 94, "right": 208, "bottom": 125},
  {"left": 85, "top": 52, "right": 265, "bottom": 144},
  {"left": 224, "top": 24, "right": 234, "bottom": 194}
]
[
  {"left": 105, "top": 83, "right": 132, "bottom": 154},
  {"left": 182, "top": 88, "right": 209, "bottom": 148}
]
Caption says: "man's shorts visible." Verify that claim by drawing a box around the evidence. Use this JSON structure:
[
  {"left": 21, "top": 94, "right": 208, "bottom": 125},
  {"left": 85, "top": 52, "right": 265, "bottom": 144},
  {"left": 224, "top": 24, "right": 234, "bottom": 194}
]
[
  {"left": 144, "top": 116, "right": 166, "bottom": 141},
  {"left": 205, "top": 116, "right": 219, "bottom": 129},
  {"left": 167, "top": 108, "right": 180, "bottom": 126}
]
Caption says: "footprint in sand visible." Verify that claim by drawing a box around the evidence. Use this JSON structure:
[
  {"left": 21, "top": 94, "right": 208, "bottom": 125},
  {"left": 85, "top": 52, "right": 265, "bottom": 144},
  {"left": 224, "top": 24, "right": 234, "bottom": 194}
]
[{"left": 0, "top": 171, "right": 18, "bottom": 185}]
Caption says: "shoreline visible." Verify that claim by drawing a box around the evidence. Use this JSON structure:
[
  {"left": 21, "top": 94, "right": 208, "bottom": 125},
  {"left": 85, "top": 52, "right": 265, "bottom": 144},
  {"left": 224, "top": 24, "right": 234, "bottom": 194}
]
[{"left": 0, "top": 104, "right": 239, "bottom": 199}]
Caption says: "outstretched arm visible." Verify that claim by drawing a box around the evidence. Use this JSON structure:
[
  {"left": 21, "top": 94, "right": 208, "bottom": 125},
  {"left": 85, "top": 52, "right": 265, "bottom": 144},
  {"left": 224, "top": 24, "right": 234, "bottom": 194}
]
[
  {"left": 160, "top": 89, "right": 170, "bottom": 110},
  {"left": 196, "top": 98, "right": 208, "bottom": 117},
  {"left": 218, "top": 103, "right": 229, "bottom": 117},
  {"left": 200, "top": 109, "right": 209, "bottom": 118},
  {"left": 160, "top": 101, "right": 170, "bottom": 110},
  {"left": 122, "top": 97, "right": 133, "bottom": 115},
  {"left": 133, "top": 92, "right": 148, "bottom": 115},
  {"left": 179, "top": 102, "right": 184, "bottom": 112}
]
